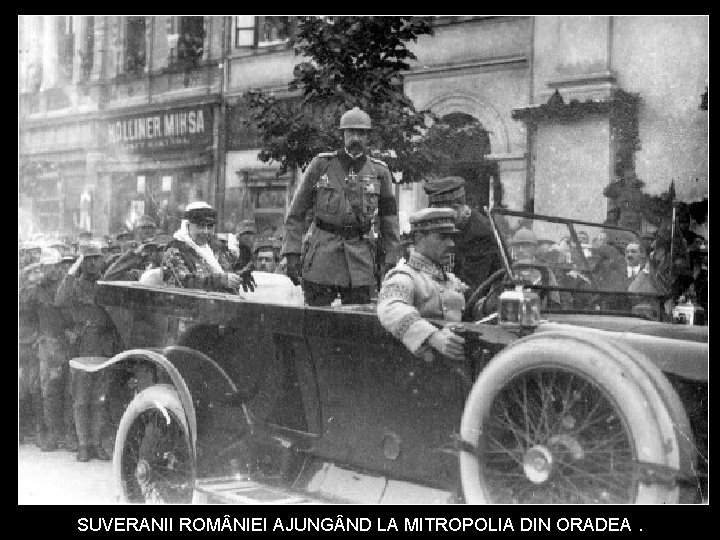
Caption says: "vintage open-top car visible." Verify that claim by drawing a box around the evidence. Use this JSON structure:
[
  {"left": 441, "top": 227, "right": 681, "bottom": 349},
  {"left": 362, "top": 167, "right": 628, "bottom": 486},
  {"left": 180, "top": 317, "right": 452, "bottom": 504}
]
[{"left": 77, "top": 208, "right": 708, "bottom": 504}]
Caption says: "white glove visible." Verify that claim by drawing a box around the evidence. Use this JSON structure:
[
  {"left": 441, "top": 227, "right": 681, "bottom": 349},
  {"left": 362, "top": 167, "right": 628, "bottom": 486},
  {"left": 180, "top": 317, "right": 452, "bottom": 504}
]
[{"left": 427, "top": 327, "right": 466, "bottom": 360}]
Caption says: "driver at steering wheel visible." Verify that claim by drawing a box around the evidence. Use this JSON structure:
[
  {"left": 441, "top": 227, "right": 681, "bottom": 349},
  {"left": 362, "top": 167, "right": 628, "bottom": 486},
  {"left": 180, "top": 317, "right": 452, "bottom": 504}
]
[{"left": 510, "top": 228, "right": 561, "bottom": 307}]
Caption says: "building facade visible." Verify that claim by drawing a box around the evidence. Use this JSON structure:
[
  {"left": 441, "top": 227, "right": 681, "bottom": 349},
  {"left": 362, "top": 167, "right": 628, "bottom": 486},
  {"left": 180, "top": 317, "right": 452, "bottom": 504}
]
[
  {"left": 19, "top": 16, "right": 225, "bottom": 238},
  {"left": 19, "top": 16, "right": 708, "bottom": 241}
]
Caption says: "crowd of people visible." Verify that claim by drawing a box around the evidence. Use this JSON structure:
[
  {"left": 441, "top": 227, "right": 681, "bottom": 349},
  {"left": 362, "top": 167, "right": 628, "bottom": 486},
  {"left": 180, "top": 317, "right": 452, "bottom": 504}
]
[
  {"left": 18, "top": 208, "right": 288, "bottom": 459},
  {"left": 18, "top": 105, "right": 708, "bottom": 458}
]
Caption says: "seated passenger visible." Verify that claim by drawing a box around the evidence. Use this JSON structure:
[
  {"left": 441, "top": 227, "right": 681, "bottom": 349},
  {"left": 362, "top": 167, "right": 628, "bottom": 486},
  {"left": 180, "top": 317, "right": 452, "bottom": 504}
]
[
  {"left": 626, "top": 242, "right": 666, "bottom": 295},
  {"left": 377, "top": 208, "right": 467, "bottom": 361},
  {"left": 161, "top": 202, "right": 255, "bottom": 293}
]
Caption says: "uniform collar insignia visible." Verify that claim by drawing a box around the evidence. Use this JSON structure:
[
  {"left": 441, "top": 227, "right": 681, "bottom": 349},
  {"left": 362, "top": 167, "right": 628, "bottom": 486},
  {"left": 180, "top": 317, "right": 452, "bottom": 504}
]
[{"left": 407, "top": 252, "right": 447, "bottom": 280}]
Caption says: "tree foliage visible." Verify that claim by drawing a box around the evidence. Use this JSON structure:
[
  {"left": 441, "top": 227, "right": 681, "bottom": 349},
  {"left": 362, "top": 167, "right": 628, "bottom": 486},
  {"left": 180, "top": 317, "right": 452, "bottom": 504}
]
[{"left": 244, "top": 16, "right": 477, "bottom": 182}]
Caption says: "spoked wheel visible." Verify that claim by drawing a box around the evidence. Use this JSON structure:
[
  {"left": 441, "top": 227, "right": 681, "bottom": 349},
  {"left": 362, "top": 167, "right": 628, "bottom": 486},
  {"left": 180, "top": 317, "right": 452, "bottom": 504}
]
[
  {"left": 460, "top": 335, "right": 684, "bottom": 504},
  {"left": 481, "top": 368, "right": 635, "bottom": 503},
  {"left": 114, "top": 384, "right": 195, "bottom": 503}
]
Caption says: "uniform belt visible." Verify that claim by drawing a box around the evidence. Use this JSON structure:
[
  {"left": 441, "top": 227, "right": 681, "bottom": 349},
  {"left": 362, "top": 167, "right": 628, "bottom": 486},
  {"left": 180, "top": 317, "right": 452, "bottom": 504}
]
[{"left": 315, "top": 219, "right": 370, "bottom": 239}]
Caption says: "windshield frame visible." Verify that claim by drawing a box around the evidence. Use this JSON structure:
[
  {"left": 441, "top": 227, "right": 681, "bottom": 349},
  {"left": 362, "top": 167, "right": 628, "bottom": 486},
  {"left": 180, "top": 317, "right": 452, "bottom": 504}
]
[{"left": 486, "top": 207, "right": 670, "bottom": 315}]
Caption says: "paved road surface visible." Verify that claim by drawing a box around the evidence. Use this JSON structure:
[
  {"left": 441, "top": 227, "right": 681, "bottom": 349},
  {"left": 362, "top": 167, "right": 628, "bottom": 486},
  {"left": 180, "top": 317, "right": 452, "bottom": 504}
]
[{"left": 18, "top": 441, "right": 116, "bottom": 504}]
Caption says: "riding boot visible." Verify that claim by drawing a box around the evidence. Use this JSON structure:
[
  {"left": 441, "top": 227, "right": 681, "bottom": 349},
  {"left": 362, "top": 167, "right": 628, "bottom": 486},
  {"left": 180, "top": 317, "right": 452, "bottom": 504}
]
[
  {"left": 91, "top": 404, "right": 111, "bottom": 461},
  {"left": 41, "top": 379, "right": 63, "bottom": 452},
  {"left": 62, "top": 364, "right": 78, "bottom": 451},
  {"left": 74, "top": 404, "right": 92, "bottom": 462}
]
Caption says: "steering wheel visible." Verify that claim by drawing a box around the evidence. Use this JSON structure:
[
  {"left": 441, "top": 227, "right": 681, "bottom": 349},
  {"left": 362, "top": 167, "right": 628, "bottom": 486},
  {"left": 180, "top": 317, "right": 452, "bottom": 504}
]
[{"left": 463, "top": 268, "right": 508, "bottom": 321}]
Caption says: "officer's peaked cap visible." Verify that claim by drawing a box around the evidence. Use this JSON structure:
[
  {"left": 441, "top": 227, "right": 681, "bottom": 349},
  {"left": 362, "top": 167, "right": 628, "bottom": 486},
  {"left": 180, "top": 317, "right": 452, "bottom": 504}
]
[
  {"left": 423, "top": 176, "right": 466, "bottom": 204},
  {"left": 409, "top": 208, "right": 460, "bottom": 235}
]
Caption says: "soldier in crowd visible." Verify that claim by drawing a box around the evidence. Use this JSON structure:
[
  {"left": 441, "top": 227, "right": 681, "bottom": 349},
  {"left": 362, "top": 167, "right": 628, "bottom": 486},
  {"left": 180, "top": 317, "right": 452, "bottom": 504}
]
[
  {"left": 19, "top": 257, "right": 42, "bottom": 446},
  {"left": 254, "top": 242, "right": 279, "bottom": 273},
  {"left": 162, "top": 202, "right": 255, "bottom": 292},
  {"left": 423, "top": 177, "right": 503, "bottom": 298},
  {"left": 103, "top": 215, "right": 160, "bottom": 281},
  {"left": 32, "top": 251, "right": 77, "bottom": 451},
  {"left": 282, "top": 107, "right": 400, "bottom": 306},
  {"left": 377, "top": 208, "right": 467, "bottom": 361},
  {"left": 235, "top": 220, "right": 257, "bottom": 270},
  {"left": 56, "top": 243, "right": 122, "bottom": 462}
]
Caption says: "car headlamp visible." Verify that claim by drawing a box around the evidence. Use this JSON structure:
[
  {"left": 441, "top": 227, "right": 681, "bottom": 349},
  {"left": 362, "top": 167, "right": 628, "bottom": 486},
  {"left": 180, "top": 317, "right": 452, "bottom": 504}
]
[{"left": 499, "top": 285, "right": 541, "bottom": 329}]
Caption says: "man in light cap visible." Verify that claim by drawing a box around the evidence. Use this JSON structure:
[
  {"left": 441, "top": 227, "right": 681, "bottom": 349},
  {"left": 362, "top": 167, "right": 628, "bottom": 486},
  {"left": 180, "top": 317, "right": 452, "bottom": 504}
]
[
  {"left": 103, "top": 215, "right": 160, "bottom": 281},
  {"left": 161, "top": 201, "right": 255, "bottom": 293},
  {"left": 377, "top": 208, "right": 468, "bottom": 361},
  {"left": 423, "top": 176, "right": 502, "bottom": 299},
  {"left": 56, "top": 242, "right": 122, "bottom": 461},
  {"left": 282, "top": 106, "right": 400, "bottom": 306}
]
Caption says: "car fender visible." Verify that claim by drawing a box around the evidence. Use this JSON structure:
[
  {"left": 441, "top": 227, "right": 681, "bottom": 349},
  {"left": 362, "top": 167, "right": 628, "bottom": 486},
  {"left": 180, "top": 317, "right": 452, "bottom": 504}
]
[
  {"left": 492, "top": 326, "right": 697, "bottom": 478},
  {"left": 535, "top": 322, "right": 708, "bottom": 381},
  {"left": 71, "top": 349, "right": 199, "bottom": 462}
]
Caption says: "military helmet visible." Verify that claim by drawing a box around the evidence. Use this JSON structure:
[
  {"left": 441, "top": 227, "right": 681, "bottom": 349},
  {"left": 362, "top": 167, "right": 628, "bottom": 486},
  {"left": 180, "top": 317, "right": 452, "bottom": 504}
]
[
  {"left": 510, "top": 228, "right": 538, "bottom": 246},
  {"left": 339, "top": 107, "right": 372, "bottom": 130}
]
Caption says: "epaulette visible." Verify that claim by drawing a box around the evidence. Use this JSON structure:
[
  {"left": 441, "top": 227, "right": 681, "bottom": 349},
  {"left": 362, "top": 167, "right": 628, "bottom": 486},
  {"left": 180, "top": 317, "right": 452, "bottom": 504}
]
[
  {"left": 317, "top": 151, "right": 337, "bottom": 159},
  {"left": 369, "top": 156, "right": 388, "bottom": 167}
]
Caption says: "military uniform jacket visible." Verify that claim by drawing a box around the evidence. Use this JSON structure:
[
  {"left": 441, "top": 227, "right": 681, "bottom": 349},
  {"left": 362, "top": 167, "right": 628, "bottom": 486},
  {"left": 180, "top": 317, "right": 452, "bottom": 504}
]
[
  {"left": 55, "top": 273, "right": 119, "bottom": 357},
  {"left": 377, "top": 252, "right": 466, "bottom": 356},
  {"left": 102, "top": 246, "right": 154, "bottom": 281},
  {"left": 454, "top": 209, "right": 503, "bottom": 294},
  {"left": 283, "top": 149, "right": 400, "bottom": 287}
]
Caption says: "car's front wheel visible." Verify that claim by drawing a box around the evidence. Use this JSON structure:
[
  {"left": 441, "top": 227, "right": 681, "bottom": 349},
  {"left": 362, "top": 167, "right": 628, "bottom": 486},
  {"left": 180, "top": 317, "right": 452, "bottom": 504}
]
[
  {"left": 459, "top": 336, "right": 685, "bottom": 504},
  {"left": 113, "top": 384, "right": 195, "bottom": 503}
]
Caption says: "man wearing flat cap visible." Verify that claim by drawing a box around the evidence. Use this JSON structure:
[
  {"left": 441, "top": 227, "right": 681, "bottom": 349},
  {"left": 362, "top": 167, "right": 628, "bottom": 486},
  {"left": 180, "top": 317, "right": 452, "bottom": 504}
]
[
  {"left": 282, "top": 106, "right": 400, "bottom": 306},
  {"left": 377, "top": 208, "right": 468, "bottom": 361},
  {"left": 161, "top": 201, "right": 255, "bottom": 293},
  {"left": 423, "top": 177, "right": 502, "bottom": 298},
  {"left": 103, "top": 215, "right": 160, "bottom": 281}
]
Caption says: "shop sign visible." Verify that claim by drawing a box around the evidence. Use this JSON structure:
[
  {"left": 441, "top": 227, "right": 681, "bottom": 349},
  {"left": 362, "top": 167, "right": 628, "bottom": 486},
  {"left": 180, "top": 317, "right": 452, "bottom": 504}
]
[{"left": 107, "top": 105, "right": 213, "bottom": 153}]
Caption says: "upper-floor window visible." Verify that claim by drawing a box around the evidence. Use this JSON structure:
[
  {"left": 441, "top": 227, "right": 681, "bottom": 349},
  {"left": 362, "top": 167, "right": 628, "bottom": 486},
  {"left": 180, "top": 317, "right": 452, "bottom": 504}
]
[
  {"left": 79, "top": 16, "right": 94, "bottom": 80},
  {"left": 167, "top": 16, "right": 204, "bottom": 69},
  {"left": 125, "top": 17, "right": 146, "bottom": 74},
  {"left": 234, "top": 16, "right": 295, "bottom": 49},
  {"left": 58, "top": 16, "right": 74, "bottom": 81}
]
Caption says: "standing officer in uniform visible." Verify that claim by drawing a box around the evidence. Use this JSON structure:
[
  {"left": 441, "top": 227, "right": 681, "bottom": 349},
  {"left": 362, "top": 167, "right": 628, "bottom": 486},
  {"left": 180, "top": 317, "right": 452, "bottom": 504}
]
[
  {"left": 377, "top": 208, "right": 467, "bottom": 360},
  {"left": 56, "top": 243, "right": 122, "bottom": 462},
  {"left": 103, "top": 215, "right": 159, "bottom": 281},
  {"left": 423, "top": 177, "right": 503, "bottom": 298},
  {"left": 282, "top": 107, "right": 400, "bottom": 306}
]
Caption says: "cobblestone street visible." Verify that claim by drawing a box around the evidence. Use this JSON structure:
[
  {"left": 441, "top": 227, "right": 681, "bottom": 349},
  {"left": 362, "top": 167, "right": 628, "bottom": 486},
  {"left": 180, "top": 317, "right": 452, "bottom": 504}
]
[{"left": 18, "top": 441, "right": 115, "bottom": 504}]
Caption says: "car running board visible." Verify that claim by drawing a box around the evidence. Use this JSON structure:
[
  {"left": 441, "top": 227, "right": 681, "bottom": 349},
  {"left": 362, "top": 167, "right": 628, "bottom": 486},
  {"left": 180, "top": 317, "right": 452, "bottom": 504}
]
[{"left": 193, "top": 476, "right": 335, "bottom": 505}]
